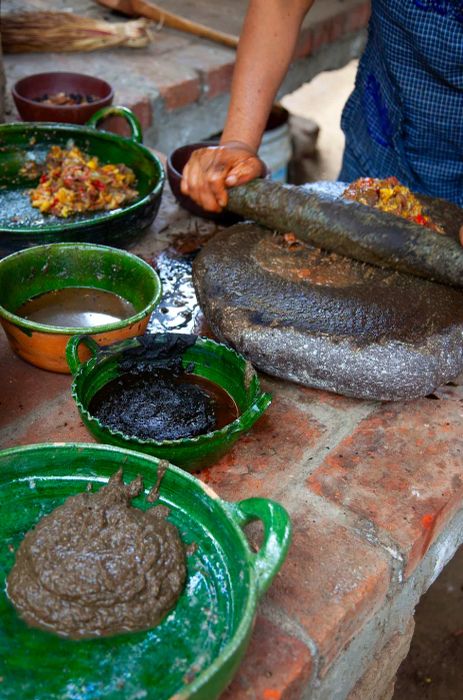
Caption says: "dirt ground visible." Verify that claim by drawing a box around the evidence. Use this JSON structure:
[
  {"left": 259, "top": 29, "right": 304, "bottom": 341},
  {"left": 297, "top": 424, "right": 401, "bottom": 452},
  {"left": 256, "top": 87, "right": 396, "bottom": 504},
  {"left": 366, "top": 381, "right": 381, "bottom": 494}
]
[
  {"left": 394, "top": 546, "right": 463, "bottom": 699},
  {"left": 282, "top": 62, "right": 463, "bottom": 699}
]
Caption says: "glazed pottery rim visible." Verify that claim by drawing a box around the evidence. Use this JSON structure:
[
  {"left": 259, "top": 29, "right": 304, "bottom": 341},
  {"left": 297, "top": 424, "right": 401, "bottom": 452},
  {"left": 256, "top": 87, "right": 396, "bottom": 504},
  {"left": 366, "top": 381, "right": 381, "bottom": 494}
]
[
  {"left": 1, "top": 121, "right": 164, "bottom": 235},
  {"left": 0, "top": 242, "right": 162, "bottom": 335},
  {"left": 12, "top": 71, "right": 114, "bottom": 110},
  {"left": 167, "top": 140, "right": 270, "bottom": 180},
  {"left": 71, "top": 334, "right": 272, "bottom": 448},
  {"left": 0, "top": 441, "right": 280, "bottom": 698},
  {"left": 167, "top": 140, "right": 219, "bottom": 178}
]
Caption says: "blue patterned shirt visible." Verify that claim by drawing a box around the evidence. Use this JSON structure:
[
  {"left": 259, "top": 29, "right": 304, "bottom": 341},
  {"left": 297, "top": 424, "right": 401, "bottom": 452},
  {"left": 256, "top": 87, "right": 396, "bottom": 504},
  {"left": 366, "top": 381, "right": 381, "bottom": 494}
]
[{"left": 339, "top": 0, "right": 463, "bottom": 205}]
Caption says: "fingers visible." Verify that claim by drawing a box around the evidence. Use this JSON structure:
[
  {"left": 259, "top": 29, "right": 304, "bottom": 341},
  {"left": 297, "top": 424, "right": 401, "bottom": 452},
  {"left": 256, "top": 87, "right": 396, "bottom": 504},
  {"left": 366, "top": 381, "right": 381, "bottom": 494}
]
[
  {"left": 181, "top": 148, "right": 224, "bottom": 212},
  {"left": 225, "top": 157, "right": 264, "bottom": 187},
  {"left": 206, "top": 158, "right": 230, "bottom": 209},
  {"left": 183, "top": 149, "right": 224, "bottom": 212},
  {"left": 180, "top": 146, "right": 263, "bottom": 212}
]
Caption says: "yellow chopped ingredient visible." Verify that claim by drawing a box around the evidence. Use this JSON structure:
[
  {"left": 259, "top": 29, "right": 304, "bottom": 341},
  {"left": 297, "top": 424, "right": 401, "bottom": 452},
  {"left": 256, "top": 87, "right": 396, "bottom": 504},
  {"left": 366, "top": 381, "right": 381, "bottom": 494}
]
[
  {"left": 25, "top": 145, "right": 138, "bottom": 218},
  {"left": 343, "top": 176, "right": 444, "bottom": 233}
]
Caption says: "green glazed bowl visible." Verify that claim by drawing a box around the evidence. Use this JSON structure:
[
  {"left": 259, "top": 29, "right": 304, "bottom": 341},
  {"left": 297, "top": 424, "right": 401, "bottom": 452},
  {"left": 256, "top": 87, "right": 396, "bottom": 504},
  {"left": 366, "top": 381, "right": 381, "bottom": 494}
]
[
  {"left": 67, "top": 334, "right": 272, "bottom": 471},
  {"left": 0, "top": 106, "right": 165, "bottom": 255},
  {"left": 0, "top": 242, "right": 162, "bottom": 373},
  {"left": 0, "top": 442, "right": 292, "bottom": 700}
]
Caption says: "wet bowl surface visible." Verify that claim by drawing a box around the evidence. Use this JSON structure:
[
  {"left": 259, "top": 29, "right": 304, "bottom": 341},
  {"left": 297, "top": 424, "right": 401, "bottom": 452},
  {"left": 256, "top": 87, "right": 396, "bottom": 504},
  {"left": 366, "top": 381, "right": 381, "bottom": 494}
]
[
  {"left": 0, "top": 242, "right": 162, "bottom": 373},
  {"left": 0, "top": 442, "right": 291, "bottom": 700},
  {"left": 67, "top": 333, "right": 272, "bottom": 471},
  {"left": 12, "top": 72, "right": 114, "bottom": 124}
]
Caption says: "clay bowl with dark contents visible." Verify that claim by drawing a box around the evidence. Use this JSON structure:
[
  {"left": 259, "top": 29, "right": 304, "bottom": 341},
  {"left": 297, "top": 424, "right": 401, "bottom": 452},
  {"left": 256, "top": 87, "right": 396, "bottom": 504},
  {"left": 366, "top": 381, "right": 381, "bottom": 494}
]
[
  {"left": 12, "top": 72, "right": 114, "bottom": 124},
  {"left": 66, "top": 333, "right": 272, "bottom": 471},
  {"left": 0, "top": 242, "right": 162, "bottom": 373},
  {"left": 167, "top": 142, "right": 268, "bottom": 226}
]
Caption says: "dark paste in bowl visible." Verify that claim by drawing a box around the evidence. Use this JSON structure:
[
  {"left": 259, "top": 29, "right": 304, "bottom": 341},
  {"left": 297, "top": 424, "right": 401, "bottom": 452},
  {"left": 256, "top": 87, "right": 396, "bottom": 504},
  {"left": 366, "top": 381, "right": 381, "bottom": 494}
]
[
  {"left": 89, "top": 368, "right": 238, "bottom": 442},
  {"left": 7, "top": 469, "right": 186, "bottom": 639}
]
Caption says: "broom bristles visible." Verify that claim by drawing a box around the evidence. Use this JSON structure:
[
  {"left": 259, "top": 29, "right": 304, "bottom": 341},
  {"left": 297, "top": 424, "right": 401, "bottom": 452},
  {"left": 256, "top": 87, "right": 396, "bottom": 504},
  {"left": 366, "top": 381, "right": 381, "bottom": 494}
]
[{"left": 2, "top": 12, "right": 152, "bottom": 53}]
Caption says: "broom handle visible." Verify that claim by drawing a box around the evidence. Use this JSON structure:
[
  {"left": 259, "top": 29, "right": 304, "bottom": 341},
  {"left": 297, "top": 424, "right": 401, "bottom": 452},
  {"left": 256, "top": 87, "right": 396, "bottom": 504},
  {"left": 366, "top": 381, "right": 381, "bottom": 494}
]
[{"left": 131, "top": 0, "right": 239, "bottom": 48}]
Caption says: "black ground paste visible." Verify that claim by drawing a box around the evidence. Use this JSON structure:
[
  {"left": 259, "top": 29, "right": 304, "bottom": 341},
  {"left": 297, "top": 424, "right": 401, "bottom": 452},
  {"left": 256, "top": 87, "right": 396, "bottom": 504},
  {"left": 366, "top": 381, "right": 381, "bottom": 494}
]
[{"left": 89, "top": 369, "right": 217, "bottom": 440}]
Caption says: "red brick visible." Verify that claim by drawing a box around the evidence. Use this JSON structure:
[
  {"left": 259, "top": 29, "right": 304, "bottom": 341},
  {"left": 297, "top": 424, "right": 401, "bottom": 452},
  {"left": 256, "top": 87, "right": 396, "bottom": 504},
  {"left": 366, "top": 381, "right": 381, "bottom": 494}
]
[
  {"left": 1, "top": 391, "right": 91, "bottom": 449},
  {"left": 273, "top": 379, "right": 367, "bottom": 412},
  {"left": 167, "top": 43, "right": 235, "bottom": 101},
  {"left": 136, "top": 55, "right": 201, "bottom": 111},
  {"left": 159, "top": 77, "right": 201, "bottom": 111},
  {"left": 0, "top": 337, "right": 70, "bottom": 432},
  {"left": 131, "top": 98, "right": 153, "bottom": 130},
  {"left": 308, "top": 397, "right": 463, "bottom": 577},
  {"left": 222, "top": 616, "right": 313, "bottom": 700},
  {"left": 327, "top": 13, "right": 349, "bottom": 45},
  {"left": 294, "top": 27, "right": 314, "bottom": 59},
  {"left": 58, "top": 46, "right": 199, "bottom": 118},
  {"left": 295, "top": 1, "right": 370, "bottom": 59},
  {"left": 203, "top": 61, "right": 235, "bottom": 100},
  {"left": 264, "top": 507, "right": 390, "bottom": 675},
  {"left": 311, "top": 21, "right": 333, "bottom": 54},
  {"left": 99, "top": 98, "right": 153, "bottom": 139},
  {"left": 112, "top": 43, "right": 202, "bottom": 113},
  {"left": 199, "top": 377, "right": 327, "bottom": 502}
]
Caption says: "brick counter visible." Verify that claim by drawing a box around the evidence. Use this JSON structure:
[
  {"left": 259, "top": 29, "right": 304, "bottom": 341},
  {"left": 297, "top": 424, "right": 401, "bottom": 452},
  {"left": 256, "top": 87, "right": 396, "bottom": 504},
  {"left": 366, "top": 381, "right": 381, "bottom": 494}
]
[
  {"left": 3, "top": 0, "right": 370, "bottom": 152},
  {"left": 1, "top": 188, "right": 462, "bottom": 699}
]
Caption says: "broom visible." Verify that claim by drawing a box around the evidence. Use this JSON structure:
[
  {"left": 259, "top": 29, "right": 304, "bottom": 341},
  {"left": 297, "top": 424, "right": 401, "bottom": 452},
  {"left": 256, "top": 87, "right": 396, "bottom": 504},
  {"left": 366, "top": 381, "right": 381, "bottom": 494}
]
[{"left": 1, "top": 11, "right": 152, "bottom": 53}]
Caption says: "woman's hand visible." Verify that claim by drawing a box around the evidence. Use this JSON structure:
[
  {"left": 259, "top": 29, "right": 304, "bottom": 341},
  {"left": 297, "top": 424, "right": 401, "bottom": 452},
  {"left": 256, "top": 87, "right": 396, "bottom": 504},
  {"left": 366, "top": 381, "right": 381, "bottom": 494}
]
[
  {"left": 181, "top": 141, "right": 264, "bottom": 212},
  {"left": 181, "top": 0, "right": 313, "bottom": 212}
]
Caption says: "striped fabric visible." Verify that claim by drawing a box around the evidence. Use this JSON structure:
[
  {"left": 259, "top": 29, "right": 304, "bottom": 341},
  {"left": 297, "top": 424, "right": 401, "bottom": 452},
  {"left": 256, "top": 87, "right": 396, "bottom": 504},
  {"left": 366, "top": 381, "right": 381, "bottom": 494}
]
[{"left": 339, "top": 0, "right": 463, "bottom": 205}]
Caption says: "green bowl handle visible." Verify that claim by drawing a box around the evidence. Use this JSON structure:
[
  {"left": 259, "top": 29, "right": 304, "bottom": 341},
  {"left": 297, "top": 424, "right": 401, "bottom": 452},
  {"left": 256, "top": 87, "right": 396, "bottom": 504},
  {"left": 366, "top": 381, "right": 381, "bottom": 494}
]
[
  {"left": 86, "top": 106, "right": 143, "bottom": 143},
  {"left": 229, "top": 497, "right": 291, "bottom": 598},
  {"left": 66, "top": 335, "right": 101, "bottom": 375}
]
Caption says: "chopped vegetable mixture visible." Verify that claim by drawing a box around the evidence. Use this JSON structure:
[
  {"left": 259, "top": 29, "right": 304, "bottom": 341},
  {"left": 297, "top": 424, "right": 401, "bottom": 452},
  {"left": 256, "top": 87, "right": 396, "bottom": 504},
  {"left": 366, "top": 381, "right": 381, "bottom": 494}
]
[
  {"left": 26, "top": 145, "right": 138, "bottom": 218},
  {"left": 343, "top": 176, "right": 444, "bottom": 233}
]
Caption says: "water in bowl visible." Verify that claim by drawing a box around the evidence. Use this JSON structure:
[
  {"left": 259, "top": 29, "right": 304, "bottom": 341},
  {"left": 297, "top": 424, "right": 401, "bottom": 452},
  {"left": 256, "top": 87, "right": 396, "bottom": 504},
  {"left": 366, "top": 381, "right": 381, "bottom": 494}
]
[{"left": 15, "top": 287, "right": 136, "bottom": 327}]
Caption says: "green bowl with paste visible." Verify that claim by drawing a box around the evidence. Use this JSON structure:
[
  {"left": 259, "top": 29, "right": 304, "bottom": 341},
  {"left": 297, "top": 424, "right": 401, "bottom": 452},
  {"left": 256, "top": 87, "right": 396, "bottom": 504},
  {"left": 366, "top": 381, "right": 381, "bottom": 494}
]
[
  {"left": 66, "top": 333, "right": 272, "bottom": 471},
  {"left": 0, "top": 442, "right": 291, "bottom": 700}
]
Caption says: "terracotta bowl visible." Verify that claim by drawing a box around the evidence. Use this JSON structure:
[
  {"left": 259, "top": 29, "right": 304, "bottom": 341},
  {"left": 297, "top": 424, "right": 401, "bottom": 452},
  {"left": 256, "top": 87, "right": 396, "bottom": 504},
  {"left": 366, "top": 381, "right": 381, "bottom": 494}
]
[
  {"left": 0, "top": 243, "right": 161, "bottom": 373},
  {"left": 167, "top": 141, "right": 247, "bottom": 226},
  {"left": 12, "top": 72, "right": 114, "bottom": 124}
]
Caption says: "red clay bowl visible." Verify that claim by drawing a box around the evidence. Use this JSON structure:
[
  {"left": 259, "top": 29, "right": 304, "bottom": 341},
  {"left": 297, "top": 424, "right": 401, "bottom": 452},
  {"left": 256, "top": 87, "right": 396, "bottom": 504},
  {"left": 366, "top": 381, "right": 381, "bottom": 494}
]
[
  {"left": 12, "top": 72, "right": 114, "bottom": 125},
  {"left": 167, "top": 141, "right": 268, "bottom": 226}
]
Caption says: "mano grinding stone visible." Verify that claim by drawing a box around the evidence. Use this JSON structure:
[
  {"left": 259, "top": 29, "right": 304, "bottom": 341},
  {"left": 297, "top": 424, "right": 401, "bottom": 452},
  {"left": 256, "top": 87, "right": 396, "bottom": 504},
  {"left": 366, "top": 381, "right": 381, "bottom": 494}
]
[
  {"left": 192, "top": 224, "right": 463, "bottom": 401},
  {"left": 227, "top": 179, "right": 463, "bottom": 288}
]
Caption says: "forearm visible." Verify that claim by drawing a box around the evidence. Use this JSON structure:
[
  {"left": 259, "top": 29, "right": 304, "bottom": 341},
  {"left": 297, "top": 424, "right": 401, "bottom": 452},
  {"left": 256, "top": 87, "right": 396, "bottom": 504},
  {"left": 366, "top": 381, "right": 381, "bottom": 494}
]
[{"left": 221, "top": 0, "right": 315, "bottom": 151}]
